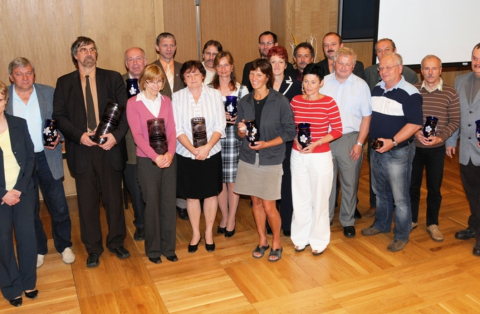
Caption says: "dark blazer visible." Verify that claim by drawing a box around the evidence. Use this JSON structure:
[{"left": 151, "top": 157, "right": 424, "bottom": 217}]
[
  {"left": 152, "top": 60, "right": 183, "bottom": 93},
  {"left": 52, "top": 68, "right": 128, "bottom": 175},
  {"left": 7, "top": 83, "right": 64, "bottom": 180},
  {"left": 0, "top": 114, "right": 35, "bottom": 198},
  {"left": 278, "top": 75, "right": 302, "bottom": 102},
  {"left": 242, "top": 60, "right": 295, "bottom": 92},
  {"left": 316, "top": 58, "right": 366, "bottom": 82}
]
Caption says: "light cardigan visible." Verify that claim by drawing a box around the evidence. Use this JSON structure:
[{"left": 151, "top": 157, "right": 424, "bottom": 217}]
[{"left": 126, "top": 93, "right": 176, "bottom": 161}]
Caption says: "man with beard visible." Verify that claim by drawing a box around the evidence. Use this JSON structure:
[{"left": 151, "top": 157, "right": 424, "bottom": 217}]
[
  {"left": 317, "top": 32, "right": 366, "bottom": 81},
  {"left": 202, "top": 40, "right": 222, "bottom": 85},
  {"left": 241, "top": 31, "right": 295, "bottom": 92},
  {"left": 446, "top": 43, "right": 480, "bottom": 257},
  {"left": 53, "top": 36, "right": 130, "bottom": 267},
  {"left": 293, "top": 42, "right": 314, "bottom": 82}
]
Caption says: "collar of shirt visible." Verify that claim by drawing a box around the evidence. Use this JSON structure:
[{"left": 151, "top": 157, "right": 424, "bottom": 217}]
[
  {"left": 160, "top": 59, "right": 173, "bottom": 70},
  {"left": 12, "top": 84, "right": 37, "bottom": 106},
  {"left": 136, "top": 91, "right": 162, "bottom": 104},
  {"left": 421, "top": 78, "right": 443, "bottom": 92},
  {"left": 79, "top": 67, "right": 96, "bottom": 80},
  {"left": 332, "top": 72, "right": 354, "bottom": 85},
  {"left": 379, "top": 75, "right": 405, "bottom": 92}
]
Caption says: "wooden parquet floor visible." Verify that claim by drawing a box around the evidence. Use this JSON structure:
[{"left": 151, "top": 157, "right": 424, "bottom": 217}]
[{"left": 1, "top": 152, "right": 479, "bottom": 313}]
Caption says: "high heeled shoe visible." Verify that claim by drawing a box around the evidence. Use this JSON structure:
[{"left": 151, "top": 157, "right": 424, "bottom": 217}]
[
  {"left": 225, "top": 221, "right": 236, "bottom": 238},
  {"left": 188, "top": 236, "right": 201, "bottom": 253},
  {"left": 204, "top": 234, "right": 215, "bottom": 252},
  {"left": 217, "top": 226, "right": 226, "bottom": 234}
]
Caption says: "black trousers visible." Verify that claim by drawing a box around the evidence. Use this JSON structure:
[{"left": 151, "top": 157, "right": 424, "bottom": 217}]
[
  {"left": 410, "top": 145, "right": 445, "bottom": 226},
  {"left": 0, "top": 187, "right": 36, "bottom": 301},
  {"left": 75, "top": 146, "right": 126, "bottom": 254},
  {"left": 460, "top": 160, "right": 480, "bottom": 244},
  {"left": 137, "top": 156, "right": 177, "bottom": 258},
  {"left": 279, "top": 140, "right": 293, "bottom": 232},
  {"left": 123, "top": 163, "right": 145, "bottom": 228}
]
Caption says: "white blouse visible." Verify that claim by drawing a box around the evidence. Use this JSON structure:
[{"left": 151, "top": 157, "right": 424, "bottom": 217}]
[{"left": 172, "top": 84, "right": 226, "bottom": 159}]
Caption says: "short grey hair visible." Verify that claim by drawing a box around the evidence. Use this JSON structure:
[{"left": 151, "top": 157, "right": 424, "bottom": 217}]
[
  {"left": 8, "top": 57, "right": 35, "bottom": 76},
  {"left": 421, "top": 55, "right": 442, "bottom": 68},
  {"left": 333, "top": 47, "right": 357, "bottom": 64},
  {"left": 124, "top": 47, "right": 146, "bottom": 62},
  {"left": 381, "top": 52, "right": 403, "bottom": 65}
]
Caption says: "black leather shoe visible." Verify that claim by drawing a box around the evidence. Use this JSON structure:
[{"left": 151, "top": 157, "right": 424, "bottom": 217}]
[
  {"left": 24, "top": 290, "right": 38, "bottom": 299},
  {"left": 344, "top": 226, "right": 356, "bottom": 238},
  {"left": 86, "top": 253, "right": 101, "bottom": 268},
  {"left": 176, "top": 206, "right": 189, "bottom": 221},
  {"left": 354, "top": 208, "right": 362, "bottom": 219},
  {"left": 455, "top": 228, "right": 475, "bottom": 240},
  {"left": 473, "top": 247, "right": 480, "bottom": 256},
  {"left": 133, "top": 227, "right": 145, "bottom": 241},
  {"left": 188, "top": 236, "right": 201, "bottom": 253},
  {"left": 9, "top": 297, "right": 22, "bottom": 307},
  {"left": 217, "top": 226, "right": 226, "bottom": 234},
  {"left": 108, "top": 246, "right": 131, "bottom": 259},
  {"left": 205, "top": 242, "right": 215, "bottom": 252},
  {"left": 166, "top": 254, "right": 178, "bottom": 262},
  {"left": 149, "top": 257, "right": 162, "bottom": 264},
  {"left": 283, "top": 230, "right": 291, "bottom": 237}
]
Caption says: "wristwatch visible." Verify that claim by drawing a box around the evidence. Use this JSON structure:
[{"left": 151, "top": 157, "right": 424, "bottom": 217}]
[
  {"left": 357, "top": 142, "right": 363, "bottom": 147},
  {"left": 392, "top": 137, "right": 398, "bottom": 147}
]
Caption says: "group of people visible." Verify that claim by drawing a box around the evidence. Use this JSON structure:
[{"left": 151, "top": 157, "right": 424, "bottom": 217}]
[{"left": 1, "top": 28, "right": 480, "bottom": 307}]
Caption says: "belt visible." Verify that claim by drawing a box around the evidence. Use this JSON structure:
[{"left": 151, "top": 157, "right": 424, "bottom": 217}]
[{"left": 391, "top": 139, "right": 413, "bottom": 150}]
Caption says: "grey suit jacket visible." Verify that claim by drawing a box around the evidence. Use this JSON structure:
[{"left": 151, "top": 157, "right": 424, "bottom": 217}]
[
  {"left": 7, "top": 83, "right": 64, "bottom": 180},
  {"left": 152, "top": 60, "right": 183, "bottom": 94},
  {"left": 445, "top": 72, "right": 480, "bottom": 166}
]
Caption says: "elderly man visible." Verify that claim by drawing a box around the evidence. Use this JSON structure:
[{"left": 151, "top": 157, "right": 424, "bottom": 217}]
[
  {"left": 53, "top": 36, "right": 130, "bottom": 267},
  {"left": 293, "top": 42, "right": 314, "bottom": 82},
  {"left": 361, "top": 53, "right": 423, "bottom": 252},
  {"left": 122, "top": 47, "right": 150, "bottom": 241},
  {"left": 317, "top": 32, "right": 366, "bottom": 81},
  {"left": 202, "top": 40, "right": 222, "bottom": 85},
  {"left": 7, "top": 57, "right": 74, "bottom": 268},
  {"left": 241, "top": 31, "right": 295, "bottom": 91},
  {"left": 363, "top": 38, "right": 420, "bottom": 218},
  {"left": 446, "top": 43, "right": 480, "bottom": 256},
  {"left": 410, "top": 55, "right": 459, "bottom": 242},
  {"left": 152, "top": 32, "right": 187, "bottom": 220},
  {"left": 320, "top": 48, "right": 371, "bottom": 238}
]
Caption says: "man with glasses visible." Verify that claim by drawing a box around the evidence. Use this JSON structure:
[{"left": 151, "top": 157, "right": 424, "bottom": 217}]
[
  {"left": 53, "top": 36, "right": 130, "bottom": 267},
  {"left": 363, "top": 38, "right": 419, "bottom": 219},
  {"left": 241, "top": 31, "right": 295, "bottom": 92},
  {"left": 361, "top": 53, "right": 423, "bottom": 252},
  {"left": 202, "top": 40, "right": 223, "bottom": 85},
  {"left": 320, "top": 48, "right": 372, "bottom": 238},
  {"left": 317, "top": 32, "right": 366, "bottom": 81}
]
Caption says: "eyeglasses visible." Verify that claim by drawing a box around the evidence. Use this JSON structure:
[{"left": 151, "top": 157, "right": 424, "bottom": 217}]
[
  {"left": 259, "top": 42, "right": 274, "bottom": 47},
  {"left": 146, "top": 80, "right": 163, "bottom": 85},
  {"left": 378, "top": 65, "right": 400, "bottom": 72},
  {"left": 78, "top": 47, "right": 97, "bottom": 54}
]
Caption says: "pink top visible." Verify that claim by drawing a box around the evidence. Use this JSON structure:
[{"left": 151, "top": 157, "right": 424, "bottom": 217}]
[
  {"left": 290, "top": 95, "right": 343, "bottom": 153},
  {"left": 126, "top": 94, "right": 176, "bottom": 161}
]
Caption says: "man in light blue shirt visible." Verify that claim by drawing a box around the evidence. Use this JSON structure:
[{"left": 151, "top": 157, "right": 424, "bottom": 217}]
[
  {"left": 7, "top": 57, "right": 74, "bottom": 268},
  {"left": 320, "top": 47, "right": 372, "bottom": 238}
]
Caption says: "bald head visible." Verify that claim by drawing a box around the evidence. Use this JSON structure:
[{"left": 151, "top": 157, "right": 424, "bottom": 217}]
[{"left": 125, "top": 47, "right": 147, "bottom": 79}]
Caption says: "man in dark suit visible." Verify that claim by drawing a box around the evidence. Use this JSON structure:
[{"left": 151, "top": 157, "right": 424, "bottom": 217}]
[
  {"left": 7, "top": 57, "right": 74, "bottom": 268},
  {"left": 292, "top": 42, "right": 314, "bottom": 82},
  {"left": 241, "top": 31, "right": 295, "bottom": 92},
  {"left": 317, "top": 32, "right": 366, "bottom": 81},
  {"left": 152, "top": 32, "right": 188, "bottom": 220},
  {"left": 53, "top": 36, "right": 130, "bottom": 268},
  {"left": 446, "top": 43, "right": 480, "bottom": 257}
]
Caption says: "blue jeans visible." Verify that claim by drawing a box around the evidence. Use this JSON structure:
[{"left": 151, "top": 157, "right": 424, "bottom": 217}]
[
  {"left": 371, "top": 142, "right": 415, "bottom": 241},
  {"left": 34, "top": 151, "right": 72, "bottom": 254}
]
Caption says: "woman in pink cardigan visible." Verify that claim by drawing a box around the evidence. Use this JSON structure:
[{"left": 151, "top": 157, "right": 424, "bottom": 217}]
[{"left": 126, "top": 64, "right": 178, "bottom": 264}]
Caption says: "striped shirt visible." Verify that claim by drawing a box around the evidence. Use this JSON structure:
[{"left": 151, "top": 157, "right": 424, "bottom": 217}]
[
  {"left": 414, "top": 80, "right": 460, "bottom": 148},
  {"left": 172, "top": 84, "right": 226, "bottom": 159},
  {"left": 290, "top": 95, "right": 343, "bottom": 153}
]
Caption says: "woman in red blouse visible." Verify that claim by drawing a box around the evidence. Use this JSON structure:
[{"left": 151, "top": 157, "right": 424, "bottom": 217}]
[{"left": 289, "top": 63, "right": 343, "bottom": 255}]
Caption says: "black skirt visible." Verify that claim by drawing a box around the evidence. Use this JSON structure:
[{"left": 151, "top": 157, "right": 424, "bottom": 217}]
[{"left": 176, "top": 152, "right": 223, "bottom": 199}]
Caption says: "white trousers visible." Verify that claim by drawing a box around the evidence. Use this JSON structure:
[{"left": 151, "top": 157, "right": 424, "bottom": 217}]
[{"left": 291, "top": 149, "right": 333, "bottom": 252}]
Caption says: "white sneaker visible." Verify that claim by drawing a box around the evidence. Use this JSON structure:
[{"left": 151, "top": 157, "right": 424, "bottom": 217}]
[
  {"left": 37, "top": 254, "right": 45, "bottom": 268},
  {"left": 61, "top": 247, "right": 76, "bottom": 264}
]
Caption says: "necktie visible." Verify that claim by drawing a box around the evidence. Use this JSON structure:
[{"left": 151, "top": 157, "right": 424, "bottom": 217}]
[
  {"left": 85, "top": 75, "right": 97, "bottom": 131},
  {"left": 166, "top": 64, "right": 174, "bottom": 90}
]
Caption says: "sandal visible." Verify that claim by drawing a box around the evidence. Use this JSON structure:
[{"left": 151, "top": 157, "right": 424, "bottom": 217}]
[
  {"left": 252, "top": 244, "right": 270, "bottom": 258},
  {"left": 268, "top": 247, "right": 283, "bottom": 262},
  {"left": 294, "top": 244, "right": 310, "bottom": 252}
]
